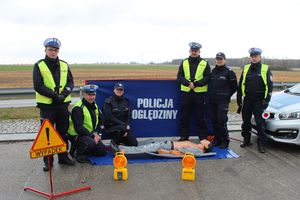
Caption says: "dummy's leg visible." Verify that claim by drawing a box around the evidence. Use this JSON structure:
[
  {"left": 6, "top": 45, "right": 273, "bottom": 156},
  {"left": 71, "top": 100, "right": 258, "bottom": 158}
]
[{"left": 119, "top": 141, "right": 173, "bottom": 154}]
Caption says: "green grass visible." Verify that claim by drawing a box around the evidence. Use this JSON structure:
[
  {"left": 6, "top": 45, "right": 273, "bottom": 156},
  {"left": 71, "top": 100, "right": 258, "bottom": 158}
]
[
  {"left": 0, "top": 64, "right": 33, "bottom": 71},
  {"left": 0, "top": 107, "right": 40, "bottom": 120}
]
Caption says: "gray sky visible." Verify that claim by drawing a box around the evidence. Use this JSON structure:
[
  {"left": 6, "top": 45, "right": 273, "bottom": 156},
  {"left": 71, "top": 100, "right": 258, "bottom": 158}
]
[{"left": 1, "top": 0, "right": 299, "bottom": 64}]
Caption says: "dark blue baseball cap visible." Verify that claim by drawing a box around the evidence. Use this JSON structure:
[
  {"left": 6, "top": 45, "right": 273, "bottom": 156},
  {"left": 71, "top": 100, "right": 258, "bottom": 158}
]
[
  {"left": 189, "top": 42, "right": 202, "bottom": 50},
  {"left": 82, "top": 84, "right": 98, "bottom": 94},
  {"left": 43, "top": 37, "right": 61, "bottom": 49},
  {"left": 248, "top": 47, "right": 262, "bottom": 56},
  {"left": 114, "top": 82, "right": 124, "bottom": 90},
  {"left": 216, "top": 52, "right": 226, "bottom": 59}
]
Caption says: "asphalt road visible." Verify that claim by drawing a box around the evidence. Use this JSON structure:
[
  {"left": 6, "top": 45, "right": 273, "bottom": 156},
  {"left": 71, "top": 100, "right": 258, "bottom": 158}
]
[{"left": 1, "top": 132, "right": 300, "bottom": 200}]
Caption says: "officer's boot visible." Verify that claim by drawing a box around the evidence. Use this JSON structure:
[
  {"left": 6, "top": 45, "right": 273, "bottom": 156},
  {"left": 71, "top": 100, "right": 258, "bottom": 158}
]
[
  {"left": 58, "top": 153, "right": 75, "bottom": 165},
  {"left": 220, "top": 140, "right": 230, "bottom": 149},
  {"left": 258, "top": 145, "right": 266, "bottom": 153},
  {"left": 43, "top": 155, "right": 54, "bottom": 172},
  {"left": 211, "top": 135, "right": 221, "bottom": 147},
  {"left": 257, "top": 140, "right": 266, "bottom": 153},
  {"left": 240, "top": 137, "right": 253, "bottom": 148}
]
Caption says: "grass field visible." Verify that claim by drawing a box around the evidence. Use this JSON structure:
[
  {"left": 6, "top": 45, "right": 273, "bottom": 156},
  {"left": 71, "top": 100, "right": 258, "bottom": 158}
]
[
  {"left": 0, "top": 64, "right": 299, "bottom": 88},
  {"left": 0, "top": 63, "right": 297, "bottom": 119}
]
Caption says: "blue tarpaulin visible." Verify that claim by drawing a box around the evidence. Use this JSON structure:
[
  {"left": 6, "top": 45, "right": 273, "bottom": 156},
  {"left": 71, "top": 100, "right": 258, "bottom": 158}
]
[{"left": 88, "top": 147, "right": 239, "bottom": 165}]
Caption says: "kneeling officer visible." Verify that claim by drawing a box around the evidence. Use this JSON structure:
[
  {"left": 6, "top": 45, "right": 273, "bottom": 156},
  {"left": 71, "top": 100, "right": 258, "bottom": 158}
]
[{"left": 69, "top": 84, "right": 107, "bottom": 163}]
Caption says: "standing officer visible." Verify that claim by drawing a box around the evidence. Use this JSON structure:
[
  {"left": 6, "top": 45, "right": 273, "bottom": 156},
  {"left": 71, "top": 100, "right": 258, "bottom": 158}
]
[
  {"left": 237, "top": 47, "right": 273, "bottom": 153},
  {"left": 208, "top": 52, "right": 237, "bottom": 149},
  {"left": 103, "top": 82, "right": 138, "bottom": 146},
  {"left": 33, "top": 37, "right": 75, "bottom": 171},
  {"left": 177, "top": 42, "right": 211, "bottom": 141},
  {"left": 69, "top": 84, "right": 107, "bottom": 163}
]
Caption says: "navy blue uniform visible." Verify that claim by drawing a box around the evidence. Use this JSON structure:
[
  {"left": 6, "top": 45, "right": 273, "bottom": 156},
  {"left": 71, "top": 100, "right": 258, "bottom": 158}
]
[
  {"left": 237, "top": 62, "right": 273, "bottom": 147},
  {"left": 177, "top": 56, "right": 211, "bottom": 140},
  {"left": 103, "top": 95, "right": 138, "bottom": 146},
  {"left": 208, "top": 65, "right": 237, "bottom": 146},
  {"left": 33, "top": 55, "right": 74, "bottom": 167},
  {"left": 71, "top": 99, "right": 107, "bottom": 157}
]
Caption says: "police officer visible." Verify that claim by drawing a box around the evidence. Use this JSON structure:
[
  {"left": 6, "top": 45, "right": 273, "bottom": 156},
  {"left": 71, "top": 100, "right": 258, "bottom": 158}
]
[
  {"left": 69, "top": 84, "right": 107, "bottom": 163},
  {"left": 33, "top": 38, "right": 75, "bottom": 171},
  {"left": 103, "top": 82, "right": 138, "bottom": 146},
  {"left": 237, "top": 48, "right": 273, "bottom": 153},
  {"left": 208, "top": 52, "right": 237, "bottom": 149},
  {"left": 177, "top": 42, "right": 211, "bottom": 141}
]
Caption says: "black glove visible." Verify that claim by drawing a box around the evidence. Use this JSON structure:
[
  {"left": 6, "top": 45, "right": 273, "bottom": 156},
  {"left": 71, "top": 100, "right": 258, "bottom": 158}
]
[
  {"left": 52, "top": 94, "right": 65, "bottom": 103},
  {"left": 262, "top": 100, "right": 269, "bottom": 109},
  {"left": 57, "top": 94, "right": 65, "bottom": 102}
]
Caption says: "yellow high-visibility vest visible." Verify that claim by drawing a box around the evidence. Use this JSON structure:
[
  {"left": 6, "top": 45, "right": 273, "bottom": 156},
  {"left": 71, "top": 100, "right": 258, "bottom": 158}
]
[
  {"left": 35, "top": 60, "right": 71, "bottom": 104},
  {"left": 181, "top": 59, "right": 208, "bottom": 92},
  {"left": 69, "top": 100, "right": 99, "bottom": 136},
  {"left": 241, "top": 64, "right": 269, "bottom": 98}
]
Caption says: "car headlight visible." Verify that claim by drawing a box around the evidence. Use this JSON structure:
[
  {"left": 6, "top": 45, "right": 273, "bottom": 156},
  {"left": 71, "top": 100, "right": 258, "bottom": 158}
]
[{"left": 279, "top": 112, "right": 300, "bottom": 120}]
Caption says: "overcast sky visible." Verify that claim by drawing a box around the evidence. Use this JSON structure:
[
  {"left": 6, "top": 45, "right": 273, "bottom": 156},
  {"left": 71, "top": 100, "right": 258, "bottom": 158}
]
[{"left": 1, "top": 0, "right": 299, "bottom": 64}]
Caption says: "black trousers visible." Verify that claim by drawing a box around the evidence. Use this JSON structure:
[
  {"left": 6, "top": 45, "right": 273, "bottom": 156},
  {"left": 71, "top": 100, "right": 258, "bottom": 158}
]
[
  {"left": 241, "top": 98, "right": 267, "bottom": 145},
  {"left": 39, "top": 107, "right": 69, "bottom": 165},
  {"left": 76, "top": 135, "right": 107, "bottom": 157},
  {"left": 105, "top": 124, "right": 138, "bottom": 146},
  {"left": 179, "top": 92, "right": 207, "bottom": 140},
  {"left": 209, "top": 100, "right": 229, "bottom": 143}
]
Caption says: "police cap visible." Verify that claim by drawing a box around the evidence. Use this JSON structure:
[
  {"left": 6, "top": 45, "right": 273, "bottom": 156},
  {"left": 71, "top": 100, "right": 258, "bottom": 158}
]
[
  {"left": 43, "top": 37, "right": 61, "bottom": 49},
  {"left": 114, "top": 82, "right": 124, "bottom": 90},
  {"left": 82, "top": 84, "right": 98, "bottom": 94},
  {"left": 248, "top": 47, "right": 262, "bottom": 56},
  {"left": 189, "top": 42, "right": 202, "bottom": 50},
  {"left": 216, "top": 52, "right": 226, "bottom": 59}
]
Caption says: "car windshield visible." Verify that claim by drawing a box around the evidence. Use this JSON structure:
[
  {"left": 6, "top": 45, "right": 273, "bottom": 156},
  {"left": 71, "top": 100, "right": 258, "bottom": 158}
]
[{"left": 287, "top": 83, "right": 300, "bottom": 94}]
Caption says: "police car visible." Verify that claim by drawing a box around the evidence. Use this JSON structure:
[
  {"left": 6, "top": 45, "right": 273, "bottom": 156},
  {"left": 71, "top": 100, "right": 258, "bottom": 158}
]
[{"left": 252, "top": 83, "right": 300, "bottom": 145}]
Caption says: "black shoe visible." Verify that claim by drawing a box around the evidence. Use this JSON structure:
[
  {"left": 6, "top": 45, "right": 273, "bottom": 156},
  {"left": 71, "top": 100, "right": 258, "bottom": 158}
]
[
  {"left": 212, "top": 140, "right": 221, "bottom": 147},
  {"left": 203, "top": 142, "right": 213, "bottom": 153},
  {"left": 258, "top": 145, "right": 266, "bottom": 153},
  {"left": 178, "top": 136, "right": 189, "bottom": 141},
  {"left": 76, "top": 155, "right": 89, "bottom": 163},
  {"left": 43, "top": 162, "right": 53, "bottom": 172},
  {"left": 58, "top": 157, "right": 75, "bottom": 165},
  {"left": 240, "top": 139, "right": 253, "bottom": 148},
  {"left": 220, "top": 141, "right": 229, "bottom": 149}
]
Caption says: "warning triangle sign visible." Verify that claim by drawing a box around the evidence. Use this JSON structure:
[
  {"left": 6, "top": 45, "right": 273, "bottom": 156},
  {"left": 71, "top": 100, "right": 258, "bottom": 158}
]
[{"left": 30, "top": 119, "right": 67, "bottom": 159}]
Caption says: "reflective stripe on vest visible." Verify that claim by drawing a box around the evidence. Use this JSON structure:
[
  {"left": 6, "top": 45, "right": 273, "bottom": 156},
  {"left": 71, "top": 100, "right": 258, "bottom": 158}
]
[
  {"left": 181, "top": 59, "right": 208, "bottom": 92},
  {"left": 35, "top": 60, "right": 71, "bottom": 104},
  {"left": 68, "top": 100, "right": 99, "bottom": 136},
  {"left": 241, "top": 64, "right": 269, "bottom": 98}
]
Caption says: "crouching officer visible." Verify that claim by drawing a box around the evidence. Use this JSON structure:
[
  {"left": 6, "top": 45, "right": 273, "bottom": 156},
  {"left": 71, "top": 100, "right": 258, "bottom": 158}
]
[
  {"left": 103, "top": 82, "right": 138, "bottom": 147},
  {"left": 208, "top": 52, "right": 237, "bottom": 149},
  {"left": 237, "top": 48, "right": 273, "bottom": 153},
  {"left": 33, "top": 37, "right": 75, "bottom": 171},
  {"left": 69, "top": 84, "right": 107, "bottom": 163}
]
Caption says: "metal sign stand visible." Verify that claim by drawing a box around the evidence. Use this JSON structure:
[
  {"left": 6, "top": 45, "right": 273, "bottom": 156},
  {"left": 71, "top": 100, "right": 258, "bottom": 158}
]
[{"left": 24, "top": 156, "right": 91, "bottom": 200}]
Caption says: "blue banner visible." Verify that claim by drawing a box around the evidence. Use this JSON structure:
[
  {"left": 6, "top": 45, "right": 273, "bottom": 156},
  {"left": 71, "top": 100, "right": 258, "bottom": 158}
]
[{"left": 86, "top": 80, "right": 211, "bottom": 138}]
